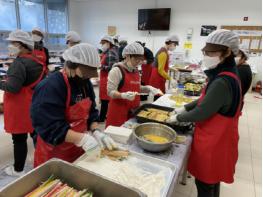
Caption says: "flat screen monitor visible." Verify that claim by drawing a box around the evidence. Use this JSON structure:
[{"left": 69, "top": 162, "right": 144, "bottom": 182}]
[{"left": 138, "top": 8, "right": 171, "bottom": 31}]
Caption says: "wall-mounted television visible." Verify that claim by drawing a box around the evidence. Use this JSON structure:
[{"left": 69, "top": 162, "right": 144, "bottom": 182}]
[{"left": 138, "top": 8, "right": 171, "bottom": 31}]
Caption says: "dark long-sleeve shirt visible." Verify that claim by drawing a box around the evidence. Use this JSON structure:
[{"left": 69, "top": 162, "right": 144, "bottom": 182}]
[
  {"left": 178, "top": 78, "right": 232, "bottom": 122},
  {"left": 144, "top": 47, "right": 154, "bottom": 64},
  {"left": 31, "top": 72, "right": 99, "bottom": 146},
  {"left": 34, "top": 42, "right": 49, "bottom": 66},
  {"left": 178, "top": 56, "right": 241, "bottom": 122},
  {"left": 237, "top": 63, "right": 252, "bottom": 96},
  {"left": 43, "top": 47, "right": 50, "bottom": 66},
  {"left": 0, "top": 56, "right": 43, "bottom": 93},
  {"left": 101, "top": 47, "right": 119, "bottom": 72}
]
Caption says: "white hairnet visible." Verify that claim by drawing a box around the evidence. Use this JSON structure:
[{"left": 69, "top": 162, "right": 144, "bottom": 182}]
[
  {"left": 66, "top": 31, "right": 81, "bottom": 43},
  {"left": 165, "top": 35, "right": 180, "bottom": 44},
  {"left": 100, "top": 35, "right": 114, "bottom": 45},
  {"left": 113, "top": 35, "right": 120, "bottom": 41},
  {"left": 239, "top": 44, "right": 250, "bottom": 59},
  {"left": 62, "top": 43, "right": 100, "bottom": 68},
  {"left": 122, "top": 42, "right": 144, "bottom": 57},
  {"left": 6, "top": 29, "right": 34, "bottom": 49},
  {"left": 32, "top": 27, "right": 44, "bottom": 36},
  {"left": 206, "top": 29, "right": 240, "bottom": 55},
  {"left": 119, "top": 37, "right": 128, "bottom": 43}
]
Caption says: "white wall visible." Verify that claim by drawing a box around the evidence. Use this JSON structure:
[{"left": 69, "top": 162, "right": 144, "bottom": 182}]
[{"left": 69, "top": 0, "right": 261, "bottom": 60}]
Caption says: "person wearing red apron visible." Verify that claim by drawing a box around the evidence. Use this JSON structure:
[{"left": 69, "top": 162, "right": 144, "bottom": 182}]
[
  {"left": 149, "top": 35, "right": 179, "bottom": 100},
  {"left": 99, "top": 35, "right": 119, "bottom": 122},
  {"left": 2, "top": 30, "right": 45, "bottom": 177},
  {"left": 31, "top": 28, "right": 49, "bottom": 74},
  {"left": 106, "top": 42, "right": 161, "bottom": 127},
  {"left": 31, "top": 43, "right": 117, "bottom": 167},
  {"left": 167, "top": 30, "right": 241, "bottom": 197},
  {"left": 106, "top": 64, "right": 141, "bottom": 127},
  {"left": 135, "top": 41, "right": 154, "bottom": 86}
]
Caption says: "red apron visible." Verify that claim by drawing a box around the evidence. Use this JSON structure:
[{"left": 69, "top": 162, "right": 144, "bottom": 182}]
[
  {"left": 33, "top": 49, "right": 48, "bottom": 74},
  {"left": 149, "top": 48, "right": 169, "bottom": 93},
  {"left": 34, "top": 70, "right": 92, "bottom": 167},
  {"left": 141, "top": 63, "right": 152, "bottom": 85},
  {"left": 188, "top": 72, "right": 242, "bottom": 184},
  {"left": 4, "top": 53, "right": 45, "bottom": 134},
  {"left": 106, "top": 66, "right": 140, "bottom": 127},
  {"left": 99, "top": 53, "right": 110, "bottom": 100}
]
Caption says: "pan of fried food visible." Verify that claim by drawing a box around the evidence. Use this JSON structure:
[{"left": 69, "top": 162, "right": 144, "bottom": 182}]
[
  {"left": 184, "top": 82, "right": 203, "bottom": 96},
  {"left": 135, "top": 104, "right": 173, "bottom": 123},
  {"left": 134, "top": 104, "right": 193, "bottom": 134}
]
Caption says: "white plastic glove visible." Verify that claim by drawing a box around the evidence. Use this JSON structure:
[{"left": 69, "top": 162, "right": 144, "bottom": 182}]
[
  {"left": 76, "top": 133, "right": 101, "bottom": 160},
  {"left": 146, "top": 86, "right": 163, "bottom": 96},
  {"left": 93, "top": 129, "right": 118, "bottom": 150},
  {"left": 166, "top": 114, "right": 179, "bottom": 124},
  {"left": 170, "top": 106, "right": 186, "bottom": 115},
  {"left": 121, "top": 91, "right": 136, "bottom": 101},
  {"left": 170, "top": 79, "right": 178, "bottom": 88}
]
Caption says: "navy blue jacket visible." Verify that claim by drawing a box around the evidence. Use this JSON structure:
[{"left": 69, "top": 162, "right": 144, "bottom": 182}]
[{"left": 31, "top": 71, "right": 99, "bottom": 145}]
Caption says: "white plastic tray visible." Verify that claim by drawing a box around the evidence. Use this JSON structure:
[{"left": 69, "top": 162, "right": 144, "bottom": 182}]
[{"left": 74, "top": 151, "right": 176, "bottom": 197}]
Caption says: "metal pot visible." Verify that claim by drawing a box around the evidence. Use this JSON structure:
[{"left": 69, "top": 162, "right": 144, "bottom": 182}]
[{"left": 133, "top": 123, "right": 177, "bottom": 152}]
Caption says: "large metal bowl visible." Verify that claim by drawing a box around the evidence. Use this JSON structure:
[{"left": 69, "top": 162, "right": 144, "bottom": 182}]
[{"left": 133, "top": 122, "right": 177, "bottom": 152}]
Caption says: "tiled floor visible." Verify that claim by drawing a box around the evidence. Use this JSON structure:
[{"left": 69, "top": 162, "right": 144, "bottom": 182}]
[{"left": 0, "top": 92, "right": 261, "bottom": 197}]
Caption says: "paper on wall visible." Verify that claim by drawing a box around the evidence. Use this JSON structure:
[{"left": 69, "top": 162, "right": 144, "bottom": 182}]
[
  {"left": 250, "top": 39, "right": 260, "bottom": 50},
  {"left": 241, "top": 39, "right": 250, "bottom": 49}
]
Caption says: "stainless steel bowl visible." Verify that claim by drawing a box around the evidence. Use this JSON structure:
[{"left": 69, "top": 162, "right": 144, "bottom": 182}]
[{"left": 133, "top": 122, "right": 177, "bottom": 152}]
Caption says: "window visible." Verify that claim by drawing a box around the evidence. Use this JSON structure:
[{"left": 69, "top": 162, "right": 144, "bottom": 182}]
[
  {"left": 0, "top": 0, "right": 17, "bottom": 30},
  {"left": 19, "top": 0, "right": 45, "bottom": 32},
  {"left": 47, "top": 0, "right": 67, "bottom": 34},
  {"left": 0, "top": 0, "right": 68, "bottom": 51},
  {"left": 47, "top": 33, "right": 66, "bottom": 46}
]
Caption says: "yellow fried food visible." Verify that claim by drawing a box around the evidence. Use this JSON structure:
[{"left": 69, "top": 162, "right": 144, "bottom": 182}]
[
  {"left": 155, "top": 114, "right": 169, "bottom": 122},
  {"left": 169, "top": 95, "right": 193, "bottom": 104},
  {"left": 137, "top": 108, "right": 170, "bottom": 122},
  {"left": 147, "top": 108, "right": 169, "bottom": 115},
  {"left": 137, "top": 110, "right": 150, "bottom": 118},
  {"left": 143, "top": 134, "right": 169, "bottom": 144},
  {"left": 185, "top": 83, "right": 202, "bottom": 92}
]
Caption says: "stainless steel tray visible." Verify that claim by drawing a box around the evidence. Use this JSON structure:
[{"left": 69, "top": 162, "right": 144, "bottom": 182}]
[
  {"left": 0, "top": 159, "right": 146, "bottom": 197},
  {"left": 74, "top": 151, "right": 176, "bottom": 197}
]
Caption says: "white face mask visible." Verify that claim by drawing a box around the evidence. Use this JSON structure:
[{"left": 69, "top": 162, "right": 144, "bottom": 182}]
[
  {"left": 101, "top": 43, "right": 109, "bottom": 52},
  {"left": 32, "top": 34, "right": 42, "bottom": 42},
  {"left": 234, "top": 57, "right": 241, "bottom": 65},
  {"left": 169, "top": 46, "right": 176, "bottom": 51},
  {"left": 201, "top": 55, "right": 221, "bottom": 70},
  {"left": 8, "top": 44, "right": 20, "bottom": 57}
]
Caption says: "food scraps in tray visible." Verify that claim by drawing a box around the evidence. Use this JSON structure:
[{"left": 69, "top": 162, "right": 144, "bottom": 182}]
[
  {"left": 137, "top": 108, "right": 170, "bottom": 122},
  {"left": 142, "top": 134, "right": 169, "bottom": 144},
  {"left": 101, "top": 149, "right": 129, "bottom": 161},
  {"left": 25, "top": 175, "right": 93, "bottom": 197}
]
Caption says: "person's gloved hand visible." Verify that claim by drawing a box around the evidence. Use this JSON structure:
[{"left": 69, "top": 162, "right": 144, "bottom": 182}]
[
  {"left": 166, "top": 114, "right": 179, "bottom": 124},
  {"left": 146, "top": 85, "right": 163, "bottom": 96},
  {"left": 170, "top": 106, "right": 186, "bottom": 115},
  {"left": 170, "top": 79, "right": 178, "bottom": 88},
  {"left": 76, "top": 133, "right": 101, "bottom": 160},
  {"left": 121, "top": 91, "right": 136, "bottom": 101},
  {"left": 93, "top": 129, "right": 117, "bottom": 150}
]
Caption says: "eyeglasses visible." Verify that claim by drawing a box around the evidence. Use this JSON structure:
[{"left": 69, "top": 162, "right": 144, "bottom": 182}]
[
  {"left": 130, "top": 55, "right": 144, "bottom": 61},
  {"left": 202, "top": 50, "right": 223, "bottom": 57}
]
